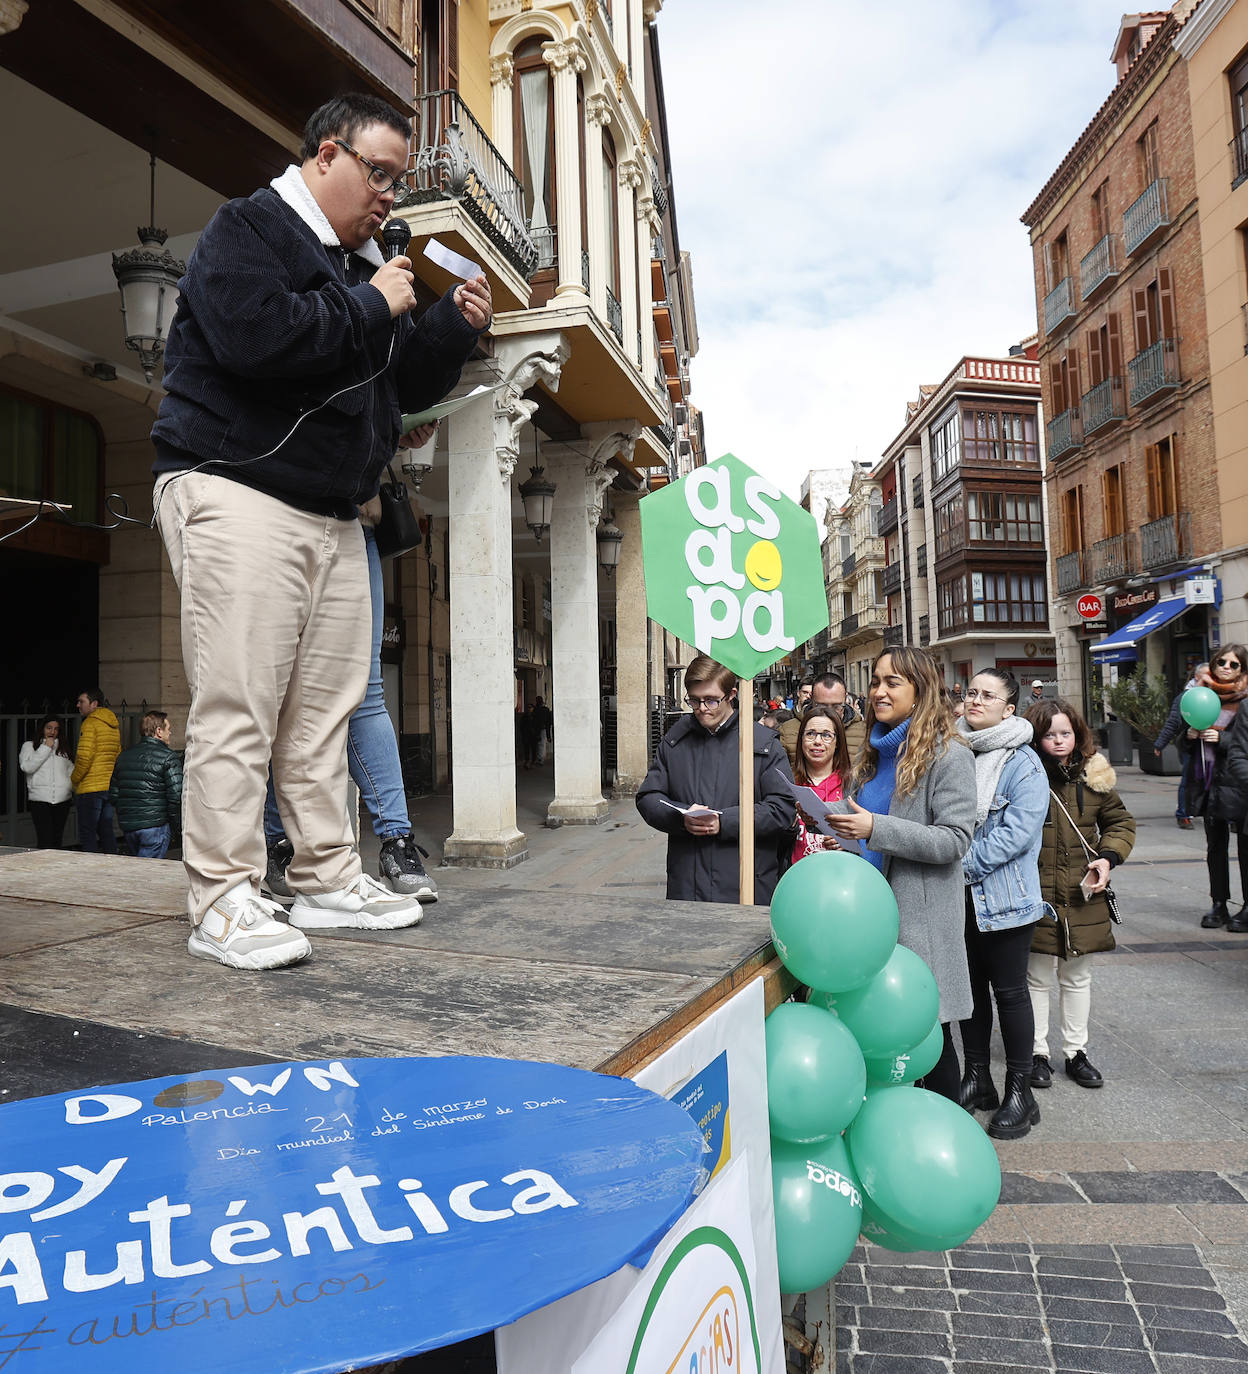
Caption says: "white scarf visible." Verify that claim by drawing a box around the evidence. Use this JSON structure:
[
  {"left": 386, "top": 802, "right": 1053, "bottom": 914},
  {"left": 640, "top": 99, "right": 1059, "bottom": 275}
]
[
  {"left": 957, "top": 715, "right": 1035, "bottom": 825},
  {"left": 269, "top": 165, "right": 385, "bottom": 269}
]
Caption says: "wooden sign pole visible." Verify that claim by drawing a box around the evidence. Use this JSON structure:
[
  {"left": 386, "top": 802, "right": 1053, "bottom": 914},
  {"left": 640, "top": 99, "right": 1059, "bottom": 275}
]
[{"left": 739, "top": 677, "right": 754, "bottom": 905}]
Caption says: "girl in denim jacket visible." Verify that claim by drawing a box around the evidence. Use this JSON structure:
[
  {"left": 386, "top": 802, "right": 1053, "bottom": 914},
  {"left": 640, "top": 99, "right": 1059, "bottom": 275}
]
[{"left": 955, "top": 668, "right": 1051, "bottom": 1140}]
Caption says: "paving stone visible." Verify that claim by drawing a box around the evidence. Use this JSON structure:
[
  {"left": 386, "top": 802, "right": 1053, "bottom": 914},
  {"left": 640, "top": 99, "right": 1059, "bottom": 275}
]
[
  {"left": 864, "top": 1265, "right": 949, "bottom": 1288},
  {"left": 852, "top": 1305, "right": 948, "bottom": 1334},
  {"left": 947, "top": 1266, "right": 1039, "bottom": 1294},
  {"left": 836, "top": 1283, "right": 869, "bottom": 1308},
  {"left": 957, "top": 1290, "right": 1044, "bottom": 1317},
  {"left": 1045, "top": 1318, "right": 1147, "bottom": 1350},
  {"left": 856, "top": 1327, "right": 951, "bottom": 1358},
  {"left": 1001, "top": 1172, "right": 1086, "bottom": 1203},
  {"left": 861, "top": 1248, "right": 947, "bottom": 1269},
  {"left": 1130, "top": 1281, "right": 1229, "bottom": 1310},
  {"left": 837, "top": 1264, "right": 865, "bottom": 1286},
  {"left": 1038, "top": 1296, "right": 1142, "bottom": 1324},
  {"left": 1038, "top": 1273, "right": 1131, "bottom": 1302},
  {"left": 1049, "top": 1345, "right": 1158, "bottom": 1373},
  {"left": 1076, "top": 1171, "right": 1246, "bottom": 1204},
  {"left": 1137, "top": 1304, "right": 1241, "bottom": 1335},
  {"left": 1035, "top": 1243, "right": 1121, "bottom": 1260},
  {"left": 949, "top": 1310, "right": 1046, "bottom": 1341},
  {"left": 844, "top": 1356, "right": 951, "bottom": 1374},
  {"left": 1122, "top": 1260, "right": 1219, "bottom": 1288},
  {"left": 1149, "top": 1327, "right": 1248, "bottom": 1358},
  {"left": 1037, "top": 1255, "right": 1127, "bottom": 1280},
  {"left": 950, "top": 1334, "right": 1051, "bottom": 1367},
  {"left": 867, "top": 1286, "right": 958, "bottom": 1312},
  {"left": 1115, "top": 1244, "right": 1204, "bottom": 1266},
  {"left": 1151, "top": 1356, "right": 1248, "bottom": 1374},
  {"left": 944, "top": 1248, "right": 1034, "bottom": 1273}
]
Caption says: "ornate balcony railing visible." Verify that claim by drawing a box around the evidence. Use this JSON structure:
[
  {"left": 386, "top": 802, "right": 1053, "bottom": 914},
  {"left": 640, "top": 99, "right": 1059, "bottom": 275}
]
[
  {"left": 605, "top": 286, "right": 623, "bottom": 344},
  {"left": 884, "top": 624, "right": 904, "bottom": 648},
  {"left": 1232, "top": 129, "right": 1248, "bottom": 187},
  {"left": 1089, "top": 533, "right": 1135, "bottom": 583},
  {"left": 649, "top": 154, "right": 669, "bottom": 216},
  {"left": 1079, "top": 234, "right": 1122, "bottom": 301},
  {"left": 878, "top": 497, "right": 898, "bottom": 535},
  {"left": 411, "top": 90, "right": 539, "bottom": 277},
  {"left": 841, "top": 612, "right": 859, "bottom": 637},
  {"left": 1043, "top": 276, "right": 1076, "bottom": 335},
  {"left": 1140, "top": 511, "right": 1192, "bottom": 570},
  {"left": 1046, "top": 408, "right": 1083, "bottom": 461},
  {"left": 1081, "top": 376, "right": 1126, "bottom": 436},
  {"left": 581, "top": 249, "right": 590, "bottom": 292},
  {"left": 841, "top": 552, "right": 857, "bottom": 578},
  {"left": 1128, "top": 338, "right": 1180, "bottom": 407},
  {"left": 1055, "top": 550, "right": 1088, "bottom": 595},
  {"left": 530, "top": 224, "right": 556, "bottom": 272},
  {"left": 1123, "top": 177, "right": 1170, "bottom": 255},
  {"left": 881, "top": 562, "right": 902, "bottom": 595}
]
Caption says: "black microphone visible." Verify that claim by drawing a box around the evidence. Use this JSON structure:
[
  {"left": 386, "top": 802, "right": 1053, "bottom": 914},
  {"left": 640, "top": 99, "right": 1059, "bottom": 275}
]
[{"left": 381, "top": 219, "right": 412, "bottom": 263}]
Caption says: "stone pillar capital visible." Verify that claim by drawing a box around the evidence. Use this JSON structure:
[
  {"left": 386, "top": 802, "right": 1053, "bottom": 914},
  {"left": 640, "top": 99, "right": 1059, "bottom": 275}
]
[
  {"left": 489, "top": 53, "right": 515, "bottom": 89},
  {"left": 586, "top": 92, "right": 613, "bottom": 127},
  {"left": 618, "top": 156, "right": 644, "bottom": 190},
  {"left": 543, "top": 36, "right": 588, "bottom": 75}
]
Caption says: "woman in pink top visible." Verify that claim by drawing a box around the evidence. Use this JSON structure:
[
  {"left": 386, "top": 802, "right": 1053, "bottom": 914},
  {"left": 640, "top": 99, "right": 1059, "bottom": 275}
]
[{"left": 792, "top": 706, "right": 852, "bottom": 864}]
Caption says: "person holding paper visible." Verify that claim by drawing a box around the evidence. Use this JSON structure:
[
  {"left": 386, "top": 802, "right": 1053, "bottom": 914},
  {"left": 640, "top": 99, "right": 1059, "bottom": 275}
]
[
  {"left": 636, "top": 655, "right": 795, "bottom": 904},
  {"left": 150, "top": 92, "right": 491, "bottom": 970},
  {"left": 790, "top": 706, "right": 851, "bottom": 864}
]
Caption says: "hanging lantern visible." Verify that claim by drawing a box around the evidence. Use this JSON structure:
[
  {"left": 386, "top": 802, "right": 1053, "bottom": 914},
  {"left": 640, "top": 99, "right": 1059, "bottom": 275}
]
[
  {"left": 596, "top": 519, "right": 623, "bottom": 574},
  {"left": 112, "top": 153, "right": 186, "bottom": 383}
]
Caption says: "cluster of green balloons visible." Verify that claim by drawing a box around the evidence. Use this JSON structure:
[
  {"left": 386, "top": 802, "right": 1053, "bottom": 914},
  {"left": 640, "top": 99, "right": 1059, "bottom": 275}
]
[
  {"left": 766, "top": 851, "right": 1001, "bottom": 1293},
  {"left": 1180, "top": 685, "right": 1221, "bottom": 731}
]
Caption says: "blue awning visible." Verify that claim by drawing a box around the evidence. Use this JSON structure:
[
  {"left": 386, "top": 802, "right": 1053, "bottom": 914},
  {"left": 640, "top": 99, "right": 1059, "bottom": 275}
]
[{"left": 1089, "top": 596, "right": 1188, "bottom": 661}]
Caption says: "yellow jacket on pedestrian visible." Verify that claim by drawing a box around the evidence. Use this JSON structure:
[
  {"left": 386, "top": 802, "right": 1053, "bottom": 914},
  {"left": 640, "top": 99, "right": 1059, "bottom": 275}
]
[{"left": 72, "top": 707, "right": 122, "bottom": 794}]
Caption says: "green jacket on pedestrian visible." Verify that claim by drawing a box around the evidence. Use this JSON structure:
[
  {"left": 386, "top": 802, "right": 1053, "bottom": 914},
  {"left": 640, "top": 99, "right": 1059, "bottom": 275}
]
[
  {"left": 109, "top": 736, "right": 183, "bottom": 834},
  {"left": 1032, "top": 751, "right": 1134, "bottom": 959}
]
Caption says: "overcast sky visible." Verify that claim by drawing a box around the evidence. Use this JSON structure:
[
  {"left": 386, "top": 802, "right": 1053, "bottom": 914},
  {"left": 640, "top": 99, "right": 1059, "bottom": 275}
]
[{"left": 656, "top": 0, "right": 1145, "bottom": 501}]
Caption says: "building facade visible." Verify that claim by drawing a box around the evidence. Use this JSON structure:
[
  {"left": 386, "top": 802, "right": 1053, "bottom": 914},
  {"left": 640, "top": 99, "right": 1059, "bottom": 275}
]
[
  {"left": 822, "top": 466, "right": 886, "bottom": 698},
  {"left": 875, "top": 351, "right": 1053, "bottom": 691}
]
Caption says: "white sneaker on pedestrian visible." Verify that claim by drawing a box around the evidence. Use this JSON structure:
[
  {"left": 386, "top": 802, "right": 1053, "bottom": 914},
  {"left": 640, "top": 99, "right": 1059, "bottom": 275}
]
[
  {"left": 188, "top": 882, "right": 311, "bottom": 971},
  {"left": 288, "top": 871, "right": 424, "bottom": 930}
]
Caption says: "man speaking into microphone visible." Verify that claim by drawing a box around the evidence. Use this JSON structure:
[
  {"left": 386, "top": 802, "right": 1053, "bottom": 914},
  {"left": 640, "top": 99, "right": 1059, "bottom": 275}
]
[{"left": 150, "top": 93, "right": 491, "bottom": 971}]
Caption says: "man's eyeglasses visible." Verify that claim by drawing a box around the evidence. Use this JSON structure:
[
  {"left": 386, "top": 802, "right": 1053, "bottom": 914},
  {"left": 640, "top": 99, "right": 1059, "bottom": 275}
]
[
  {"left": 804, "top": 730, "right": 837, "bottom": 743},
  {"left": 333, "top": 139, "right": 414, "bottom": 205},
  {"left": 686, "top": 695, "right": 728, "bottom": 710},
  {"left": 1216, "top": 657, "right": 1242, "bottom": 670},
  {"left": 963, "top": 688, "right": 1004, "bottom": 704}
]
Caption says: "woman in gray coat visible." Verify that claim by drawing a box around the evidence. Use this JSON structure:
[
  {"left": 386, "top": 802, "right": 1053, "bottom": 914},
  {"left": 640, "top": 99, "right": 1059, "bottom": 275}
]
[{"left": 827, "top": 645, "right": 976, "bottom": 1101}]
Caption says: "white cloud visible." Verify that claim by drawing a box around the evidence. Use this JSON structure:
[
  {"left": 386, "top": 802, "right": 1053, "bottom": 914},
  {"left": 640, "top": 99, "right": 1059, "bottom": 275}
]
[{"left": 656, "top": 0, "right": 1140, "bottom": 496}]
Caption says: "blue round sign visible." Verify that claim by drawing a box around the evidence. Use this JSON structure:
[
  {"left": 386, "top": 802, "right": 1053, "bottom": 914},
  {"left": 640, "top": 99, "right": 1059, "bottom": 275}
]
[{"left": 0, "top": 1057, "right": 708, "bottom": 1370}]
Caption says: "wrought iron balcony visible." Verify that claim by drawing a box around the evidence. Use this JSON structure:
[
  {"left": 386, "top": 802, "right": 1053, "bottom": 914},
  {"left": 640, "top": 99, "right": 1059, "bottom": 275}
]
[
  {"left": 605, "top": 286, "right": 623, "bottom": 344},
  {"left": 1081, "top": 376, "right": 1125, "bottom": 437},
  {"left": 1140, "top": 511, "right": 1192, "bottom": 570},
  {"left": 649, "top": 421, "right": 674, "bottom": 452},
  {"left": 918, "top": 613, "right": 930, "bottom": 646},
  {"left": 841, "top": 612, "right": 859, "bottom": 637},
  {"left": 916, "top": 543, "right": 928, "bottom": 577},
  {"left": 1123, "top": 177, "right": 1170, "bottom": 255},
  {"left": 911, "top": 473, "right": 924, "bottom": 508},
  {"left": 1043, "top": 277, "right": 1076, "bottom": 335},
  {"left": 1079, "top": 234, "right": 1122, "bottom": 302},
  {"left": 881, "top": 562, "right": 902, "bottom": 595},
  {"left": 1056, "top": 550, "right": 1088, "bottom": 595},
  {"left": 581, "top": 249, "right": 590, "bottom": 293},
  {"left": 1233, "top": 128, "right": 1248, "bottom": 188},
  {"left": 884, "top": 624, "right": 904, "bottom": 648},
  {"left": 1128, "top": 338, "right": 1180, "bottom": 407},
  {"left": 530, "top": 224, "right": 556, "bottom": 272},
  {"left": 411, "top": 90, "right": 539, "bottom": 277},
  {"left": 1046, "top": 408, "right": 1083, "bottom": 461},
  {"left": 1089, "top": 532, "right": 1135, "bottom": 583},
  {"left": 841, "top": 552, "right": 857, "bottom": 578},
  {"left": 878, "top": 497, "right": 898, "bottom": 535}
]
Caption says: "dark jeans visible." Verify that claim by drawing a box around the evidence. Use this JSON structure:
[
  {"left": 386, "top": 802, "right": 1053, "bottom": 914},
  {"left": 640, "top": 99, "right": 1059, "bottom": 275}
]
[
  {"left": 75, "top": 792, "right": 118, "bottom": 854},
  {"left": 29, "top": 800, "right": 71, "bottom": 849},
  {"left": 921, "top": 1023, "right": 962, "bottom": 1102},
  {"left": 124, "top": 824, "right": 172, "bottom": 859},
  {"left": 960, "top": 898, "right": 1038, "bottom": 1076},
  {"left": 1205, "top": 816, "right": 1248, "bottom": 904}
]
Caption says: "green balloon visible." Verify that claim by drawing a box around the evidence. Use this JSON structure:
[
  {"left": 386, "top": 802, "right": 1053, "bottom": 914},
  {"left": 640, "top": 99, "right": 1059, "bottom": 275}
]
[
  {"left": 770, "top": 851, "right": 899, "bottom": 993},
  {"left": 845, "top": 1085, "right": 1001, "bottom": 1242},
  {"left": 864, "top": 1019, "right": 943, "bottom": 1085},
  {"left": 811, "top": 945, "right": 939, "bottom": 1059},
  {"left": 766, "top": 1003, "right": 866, "bottom": 1143},
  {"left": 1180, "top": 685, "right": 1221, "bottom": 731},
  {"left": 771, "top": 1133, "right": 863, "bottom": 1294},
  {"left": 860, "top": 1194, "right": 973, "bottom": 1253}
]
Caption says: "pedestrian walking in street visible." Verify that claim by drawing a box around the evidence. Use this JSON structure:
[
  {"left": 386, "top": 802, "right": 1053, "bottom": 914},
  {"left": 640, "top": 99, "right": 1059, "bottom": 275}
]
[
  {"left": 824, "top": 645, "right": 975, "bottom": 1103},
  {"left": 532, "top": 696, "right": 553, "bottom": 765},
  {"left": 955, "top": 669, "right": 1050, "bottom": 1139},
  {"left": 790, "top": 705, "right": 851, "bottom": 864},
  {"left": 1024, "top": 699, "right": 1135, "bottom": 1091},
  {"left": 1188, "top": 647, "right": 1248, "bottom": 931},
  {"left": 110, "top": 711, "right": 183, "bottom": 859},
  {"left": 71, "top": 688, "right": 121, "bottom": 853},
  {"left": 20, "top": 716, "right": 74, "bottom": 849},
  {"left": 1154, "top": 671, "right": 1202, "bottom": 829},
  {"left": 636, "top": 655, "right": 795, "bottom": 905}
]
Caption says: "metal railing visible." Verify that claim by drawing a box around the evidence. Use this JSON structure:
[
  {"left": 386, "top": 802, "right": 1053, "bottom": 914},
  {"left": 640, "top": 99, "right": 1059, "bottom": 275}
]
[
  {"left": 1140, "top": 511, "right": 1192, "bottom": 570},
  {"left": 911, "top": 473, "right": 924, "bottom": 508},
  {"left": 530, "top": 223, "right": 556, "bottom": 272},
  {"left": 1123, "top": 177, "right": 1170, "bottom": 255},
  {"left": 881, "top": 562, "right": 902, "bottom": 595},
  {"left": 1232, "top": 128, "right": 1248, "bottom": 186},
  {"left": 916, "top": 543, "right": 928, "bottom": 577},
  {"left": 884, "top": 624, "right": 903, "bottom": 648},
  {"left": 918, "top": 614, "right": 930, "bottom": 646},
  {"left": 581, "top": 249, "right": 590, "bottom": 292},
  {"left": 411, "top": 90, "right": 539, "bottom": 277},
  {"left": 1043, "top": 276, "right": 1076, "bottom": 335},
  {"left": 1046, "top": 408, "right": 1083, "bottom": 461},
  {"left": 1055, "top": 550, "right": 1087, "bottom": 594},
  {"left": 606, "top": 287, "right": 623, "bottom": 344},
  {"left": 649, "top": 154, "right": 669, "bottom": 216},
  {"left": 841, "top": 612, "right": 859, "bottom": 637},
  {"left": 1128, "top": 338, "right": 1180, "bottom": 407},
  {"left": 1080, "top": 233, "right": 1122, "bottom": 301},
  {"left": 1089, "top": 532, "right": 1135, "bottom": 583},
  {"left": 1081, "top": 375, "right": 1126, "bottom": 436},
  {"left": 878, "top": 497, "right": 898, "bottom": 534},
  {"left": 841, "top": 552, "right": 857, "bottom": 578}
]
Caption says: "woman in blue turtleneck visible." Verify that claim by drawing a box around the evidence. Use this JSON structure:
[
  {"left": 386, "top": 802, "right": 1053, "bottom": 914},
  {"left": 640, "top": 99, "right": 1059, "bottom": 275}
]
[{"left": 826, "top": 646, "right": 977, "bottom": 1101}]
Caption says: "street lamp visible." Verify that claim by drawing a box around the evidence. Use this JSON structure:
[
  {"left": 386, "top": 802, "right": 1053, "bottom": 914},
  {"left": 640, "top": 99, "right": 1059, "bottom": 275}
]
[
  {"left": 596, "top": 518, "right": 623, "bottom": 574},
  {"left": 112, "top": 153, "right": 186, "bottom": 383}
]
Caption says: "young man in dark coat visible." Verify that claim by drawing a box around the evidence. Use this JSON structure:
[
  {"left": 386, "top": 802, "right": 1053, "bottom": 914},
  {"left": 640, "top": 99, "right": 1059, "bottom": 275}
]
[
  {"left": 637, "top": 656, "right": 795, "bottom": 904},
  {"left": 110, "top": 712, "right": 183, "bottom": 859}
]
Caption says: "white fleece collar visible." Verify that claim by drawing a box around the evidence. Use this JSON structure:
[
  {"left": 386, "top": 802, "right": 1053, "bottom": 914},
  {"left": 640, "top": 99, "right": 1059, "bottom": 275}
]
[{"left": 270, "top": 164, "right": 385, "bottom": 268}]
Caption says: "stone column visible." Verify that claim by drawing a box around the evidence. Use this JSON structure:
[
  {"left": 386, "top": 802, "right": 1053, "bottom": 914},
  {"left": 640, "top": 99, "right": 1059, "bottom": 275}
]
[
  {"left": 443, "top": 333, "right": 570, "bottom": 865},
  {"left": 490, "top": 54, "right": 515, "bottom": 172},
  {"left": 637, "top": 194, "right": 660, "bottom": 392},
  {"left": 543, "top": 37, "right": 589, "bottom": 301},
  {"left": 613, "top": 495, "right": 649, "bottom": 795},
  {"left": 617, "top": 157, "right": 643, "bottom": 364},
  {"left": 584, "top": 92, "right": 612, "bottom": 314}
]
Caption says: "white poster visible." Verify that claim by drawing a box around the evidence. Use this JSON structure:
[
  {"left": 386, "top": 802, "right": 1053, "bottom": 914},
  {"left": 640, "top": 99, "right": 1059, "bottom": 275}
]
[{"left": 495, "top": 977, "right": 783, "bottom": 1374}]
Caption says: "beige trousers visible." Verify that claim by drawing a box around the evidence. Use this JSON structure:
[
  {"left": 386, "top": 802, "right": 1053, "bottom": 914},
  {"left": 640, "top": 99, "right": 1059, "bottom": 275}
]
[{"left": 156, "top": 472, "right": 370, "bottom": 923}]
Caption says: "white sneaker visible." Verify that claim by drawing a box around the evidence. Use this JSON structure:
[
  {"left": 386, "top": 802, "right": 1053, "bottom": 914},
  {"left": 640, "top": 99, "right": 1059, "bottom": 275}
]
[
  {"left": 288, "top": 871, "right": 424, "bottom": 930},
  {"left": 188, "top": 884, "right": 312, "bottom": 970}
]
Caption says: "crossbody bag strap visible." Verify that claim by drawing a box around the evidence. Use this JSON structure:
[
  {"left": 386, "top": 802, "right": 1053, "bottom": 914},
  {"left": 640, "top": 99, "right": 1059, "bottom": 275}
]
[{"left": 1050, "top": 790, "right": 1098, "bottom": 863}]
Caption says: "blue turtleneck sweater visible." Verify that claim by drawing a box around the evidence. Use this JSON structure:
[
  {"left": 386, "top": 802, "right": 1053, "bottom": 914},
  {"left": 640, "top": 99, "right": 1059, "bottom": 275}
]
[{"left": 855, "top": 717, "right": 912, "bottom": 871}]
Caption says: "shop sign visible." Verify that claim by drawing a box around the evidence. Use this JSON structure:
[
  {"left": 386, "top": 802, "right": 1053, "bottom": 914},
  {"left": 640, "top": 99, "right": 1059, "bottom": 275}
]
[
  {"left": 1185, "top": 578, "right": 1215, "bottom": 605},
  {"left": 1076, "top": 594, "right": 1103, "bottom": 620},
  {"left": 1112, "top": 587, "right": 1157, "bottom": 616}
]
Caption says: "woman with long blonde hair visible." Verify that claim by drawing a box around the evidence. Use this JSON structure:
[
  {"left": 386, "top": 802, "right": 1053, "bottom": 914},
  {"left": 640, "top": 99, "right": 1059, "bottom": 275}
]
[{"left": 826, "top": 646, "right": 976, "bottom": 1100}]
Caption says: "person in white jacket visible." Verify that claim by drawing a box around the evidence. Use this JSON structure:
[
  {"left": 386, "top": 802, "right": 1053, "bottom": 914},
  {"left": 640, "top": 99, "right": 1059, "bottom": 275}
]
[{"left": 20, "top": 716, "right": 75, "bottom": 848}]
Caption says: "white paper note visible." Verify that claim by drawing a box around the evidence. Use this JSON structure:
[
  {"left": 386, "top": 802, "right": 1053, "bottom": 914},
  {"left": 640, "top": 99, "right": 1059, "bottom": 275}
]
[
  {"left": 787, "top": 781, "right": 861, "bottom": 855},
  {"left": 423, "top": 237, "right": 483, "bottom": 281}
]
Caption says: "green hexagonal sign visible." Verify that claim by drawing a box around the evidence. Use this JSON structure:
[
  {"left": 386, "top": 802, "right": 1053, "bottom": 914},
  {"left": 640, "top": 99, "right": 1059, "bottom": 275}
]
[{"left": 639, "top": 453, "right": 828, "bottom": 680}]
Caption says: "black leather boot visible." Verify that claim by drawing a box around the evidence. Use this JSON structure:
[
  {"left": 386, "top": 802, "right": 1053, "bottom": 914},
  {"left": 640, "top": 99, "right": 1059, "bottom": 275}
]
[
  {"left": 987, "top": 1070, "right": 1041, "bottom": 1140},
  {"left": 1201, "top": 901, "right": 1230, "bottom": 929},
  {"left": 957, "top": 1060, "right": 999, "bottom": 1112},
  {"left": 1227, "top": 904, "right": 1248, "bottom": 933}
]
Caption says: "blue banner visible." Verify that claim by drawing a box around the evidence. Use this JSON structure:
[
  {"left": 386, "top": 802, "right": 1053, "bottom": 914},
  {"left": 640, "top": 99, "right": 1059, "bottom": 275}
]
[{"left": 0, "top": 1057, "right": 707, "bottom": 1371}]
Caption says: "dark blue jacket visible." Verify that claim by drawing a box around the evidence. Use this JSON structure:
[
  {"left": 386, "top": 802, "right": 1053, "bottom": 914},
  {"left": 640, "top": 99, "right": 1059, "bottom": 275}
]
[{"left": 152, "top": 186, "right": 481, "bottom": 518}]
